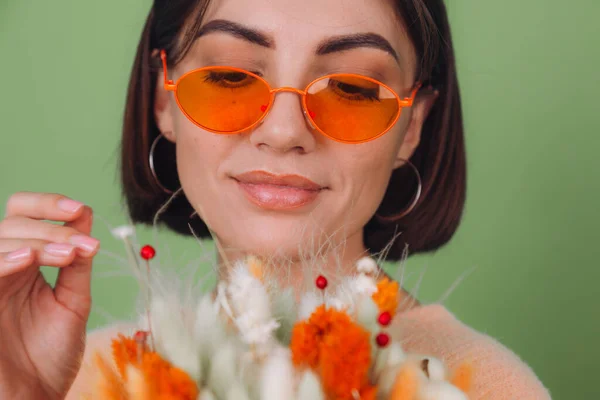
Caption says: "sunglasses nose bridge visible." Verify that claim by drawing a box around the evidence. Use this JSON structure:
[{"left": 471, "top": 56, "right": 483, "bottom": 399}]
[
  {"left": 264, "top": 87, "right": 315, "bottom": 130},
  {"left": 270, "top": 87, "right": 306, "bottom": 96}
]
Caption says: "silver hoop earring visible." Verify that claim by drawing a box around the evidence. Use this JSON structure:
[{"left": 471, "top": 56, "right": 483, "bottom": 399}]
[
  {"left": 149, "top": 133, "right": 175, "bottom": 194},
  {"left": 375, "top": 158, "right": 422, "bottom": 222}
]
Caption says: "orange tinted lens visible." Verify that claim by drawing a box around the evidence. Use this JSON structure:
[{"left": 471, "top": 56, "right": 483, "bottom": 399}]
[
  {"left": 176, "top": 68, "right": 271, "bottom": 133},
  {"left": 305, "top": 75, "right": 400, "bottom": 142}
]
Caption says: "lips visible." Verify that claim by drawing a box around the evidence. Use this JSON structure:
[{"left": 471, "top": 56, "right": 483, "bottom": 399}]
[{"left": 232, "top": 171, "right": 326, "bottom": 210}]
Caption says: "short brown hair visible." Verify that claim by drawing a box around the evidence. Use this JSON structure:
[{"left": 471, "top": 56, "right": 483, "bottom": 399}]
[{"left": 120, "top": 0, "right": 466, "bottom": 261}]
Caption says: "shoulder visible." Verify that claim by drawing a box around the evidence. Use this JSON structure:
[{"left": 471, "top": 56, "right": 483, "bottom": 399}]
[
  {"left": 392, "top": 304, "right": 551, "bottom": 400},
  {"left": 66, "top": 321, "right": 137, "bottom": 400}
]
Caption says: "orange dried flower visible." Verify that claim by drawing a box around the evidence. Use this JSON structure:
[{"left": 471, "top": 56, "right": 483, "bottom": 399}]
[
  {"left": 95, "top": 334, "right": 199, "bottom": 400},
  {"left": 94, "top": 353, "right": 127, "bottom": 399},
  {"left": 291, "top": 306, "right": 372, "bottom": 400},
  {"left": 359, "top": 384, "right": 378, "bottom": 400},
  {"left": 372, "top": 277, "right": 399, "bottom": 314},
  {"left": 247, "top": 255, "right": 264, "bottom": 282},
  {"left": 389, "top": 365, "right": 418, "bottom": 400},
  {"left": 112, "top": 334, "right": 141, "bottom": 379},
  {"left": 451, "top": 362, "right": 473, "bottom": 395},
  {"left": 290, "top": 321, "right": 320, "bottom": 368},
  {"left": 138, "top": 352, "right": 199, "bottom": 399}
]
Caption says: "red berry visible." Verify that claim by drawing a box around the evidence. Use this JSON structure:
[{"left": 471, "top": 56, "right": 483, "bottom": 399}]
[
  {"left": 134, "top": 330, "right": 149, "bottom": 343},
  {"left": 378, "top": 311, "right": 392, "bottom": 326},
  {"left": 316, "top": 275, "right": 328, "bottom": 290},
  {"left": 140, "top": 245, "right": 156, "bottom": 260},
  {"left": 376, "top": 332, "right": 390, "bottom": 347}
]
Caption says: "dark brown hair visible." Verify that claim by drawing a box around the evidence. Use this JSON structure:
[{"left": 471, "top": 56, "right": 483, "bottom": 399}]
[{"left": 120, "top": 0, "right": 466, "bottom": 261}]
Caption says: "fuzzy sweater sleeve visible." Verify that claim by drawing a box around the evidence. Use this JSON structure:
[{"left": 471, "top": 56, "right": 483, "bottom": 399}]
[{"left": 394, "top": 304, "right": 552, "bottom": 399}]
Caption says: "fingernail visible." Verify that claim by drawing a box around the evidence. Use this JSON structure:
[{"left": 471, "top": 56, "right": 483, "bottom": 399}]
[
  {"left": 5, "top": 247, "right": 32, "bottom": 262},
  {"left": 58, "top": 198, "right": 84, "bottom": 213},
  {"left": 69, "top": 235, "right": 100, "bottom": 253},
  {"left": 44, "top": 243, "right": 76, "bottom": 257}
]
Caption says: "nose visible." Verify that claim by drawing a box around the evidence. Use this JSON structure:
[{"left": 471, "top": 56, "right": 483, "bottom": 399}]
[{"left": 249, "top": 91, "right": 317, "bottom": 154}]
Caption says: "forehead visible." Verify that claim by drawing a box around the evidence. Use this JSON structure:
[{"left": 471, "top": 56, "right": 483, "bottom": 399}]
[
  {"left": 201, "top": 0, "right": 416, "bottom": 72},
  {"left": 204, "top": 0, "right": 398, "bottom": 27}
]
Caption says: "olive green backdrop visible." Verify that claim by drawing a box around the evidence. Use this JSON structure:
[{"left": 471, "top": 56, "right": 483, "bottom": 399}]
[{"left": 1, "top": 0, "right": 598, "bottom": 397}]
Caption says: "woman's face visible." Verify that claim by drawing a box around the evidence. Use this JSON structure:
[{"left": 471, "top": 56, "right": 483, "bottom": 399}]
[{"left": 155, "top": 0, "right": 432, "bottom": 260}]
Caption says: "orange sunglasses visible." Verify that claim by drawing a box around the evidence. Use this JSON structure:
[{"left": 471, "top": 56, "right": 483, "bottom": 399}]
[{"left": 160, "top": 50, "right": 421, "bottom": 144}]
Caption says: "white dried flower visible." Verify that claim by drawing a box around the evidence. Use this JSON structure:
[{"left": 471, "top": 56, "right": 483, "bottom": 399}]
[
  {"left": 325, "top": 296, "right": 347, "bottom": 311},
  {"left": 150, "top": 297, "right": 201, "bottom": 381},
  {"left": 355, "top": 296, "right": 380, "bottom": 333},
  {"left": 386, "top": 342, "right": 407, "bottom": 367},
  {"left": 208, "top": 342, "right": 238, "bottom": 399},
  {"left": 377, "top": 364, "right": 403, "bottom": 397},
  {"left": 296, "top": 369, "right": 325, "bottom": 400},
  {"left": 425, "top": 357, "right": 447, "bottom": 381},
  {"left": 197, "top": 389, "right": 216, "bottom": 400},
  {"left": 110, "top": 225, "right": 135, "bottom": 239},
  {"left": 215, "top": 281, "right": 234, "bottom": 319},
  {"left": 225, "top": 381, "right": 250, "bottom": 400},
  {"left": 228, "top": 262, "right": 271, "bottom": 321},
  {"left": 353, "top": 274, "right": 378, "bottom": 296},
  {"left": 356, "top": 256, "right": 378, "bottom": 274},
  {"left": 298, "top": 291, "right": 321, "bottom": 320},
  {"left": 228, "top": 262, "right": 279, "bottom": 349},
  {"left": 420, "top": 381, "right": 468, "bottom": 400},
  {"left": 234, "top": 311, "right": 280, "bottom": 346},
  {"left": 331, "top": 277, "right": 359, "bottom": 313},
  {"left": 194, "top": 294, "right": 226, "bottom": 373},
  {"left": 260, "top": 347, "right": 295, "bottom": 400}
]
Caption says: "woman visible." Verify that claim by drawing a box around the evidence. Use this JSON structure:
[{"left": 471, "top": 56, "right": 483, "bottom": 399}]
[{"left": 0, "top": 0, "right": 551, "bottom": 398}]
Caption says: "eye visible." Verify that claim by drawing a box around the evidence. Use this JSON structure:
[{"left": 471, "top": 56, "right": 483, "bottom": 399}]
[
  {"left": 204, "top": 70, "right": 254, "bottom": 88},
  {"left": 328, "top": 78, "right": 380, "bottom": 102}
]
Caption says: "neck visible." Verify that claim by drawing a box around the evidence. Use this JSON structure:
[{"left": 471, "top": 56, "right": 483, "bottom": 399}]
[
  {"left": 214, "top": 227, "right": 371, "bottom": 295},
  {"left": 213, "top": 228, "right": 420, "bottom": 313}
]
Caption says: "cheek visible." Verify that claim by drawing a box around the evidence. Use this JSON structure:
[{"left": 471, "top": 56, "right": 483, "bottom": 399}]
[
  {"left": 341, "top": 129, "right": 405, "bottom": 206},
  {"left": 173, "top": 108, "right": 231, "bottom": 165},
  {"left": 172, "top": 119, "right": 229, "bottom": 202},
  {"left": 355, "top": 150, "right": 395, "bottom": 191},
  {"left": 175, "top": 136, "right": 210, "bottom": 203}
]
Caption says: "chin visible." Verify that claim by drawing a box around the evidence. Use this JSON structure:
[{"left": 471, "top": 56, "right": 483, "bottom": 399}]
[{"left": 217, "top": 214, "right": 337, "bottom": 261}]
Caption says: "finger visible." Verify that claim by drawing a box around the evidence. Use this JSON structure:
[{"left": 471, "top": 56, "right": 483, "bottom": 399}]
[
  {"left": 65, "top": 205, "right": 93, "bottom": 237},
  {"left": 0, "top": 247, "right": 34, "bottom": 277},
  {"left": 0, "top": 246, "right": 79, "bottom": 278},
  {"left": 0, "top": 238, "right": 79, "bottom": 267},
  {"left": 54, "top": 206, "right": 97, "bottom": 320},
  {"left": 0, "top": 217, "right": 98, "bottom": 257},
  {"left": 4, "top": 191, "right": 85, "bottom": 221}
]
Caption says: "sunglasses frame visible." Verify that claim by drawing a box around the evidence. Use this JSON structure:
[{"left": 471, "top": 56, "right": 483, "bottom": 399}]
[{"left": 160, "top": 50, "right": 421, "bottom": 144}]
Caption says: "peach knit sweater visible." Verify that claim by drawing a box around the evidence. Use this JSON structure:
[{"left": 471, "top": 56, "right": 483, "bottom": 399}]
[{"left": 66, "top": 304, "right": 551, "bottom": 399}]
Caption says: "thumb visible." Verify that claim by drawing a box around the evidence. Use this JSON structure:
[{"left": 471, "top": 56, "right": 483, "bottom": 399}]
[{"left": 54, "top": 206, "right": 97, "bottom": 321}]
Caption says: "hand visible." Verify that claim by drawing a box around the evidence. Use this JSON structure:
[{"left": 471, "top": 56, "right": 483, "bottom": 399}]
[{"left": 0, "top": 192, "right": 100, "bottom": 399}]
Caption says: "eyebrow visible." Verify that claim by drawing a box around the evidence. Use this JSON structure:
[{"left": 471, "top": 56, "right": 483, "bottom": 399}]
[
  {"left": 196, "top": 19, "right": 273, "bottom": 48},
  {"left": 197, "top": 19, "right": 399, "bottom": 62},
  {"left": 316, "top": 33, "right": 399, "bottom": 62}
]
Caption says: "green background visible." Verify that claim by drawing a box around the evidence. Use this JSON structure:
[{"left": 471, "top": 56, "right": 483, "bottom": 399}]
[{"left": 1, "top": 1, "right": 598, "bottom": 397}]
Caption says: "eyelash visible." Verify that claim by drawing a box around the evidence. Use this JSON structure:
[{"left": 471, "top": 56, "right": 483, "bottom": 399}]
[{"left": 198, "top": 64, "right": 389, "bottom": 91}]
